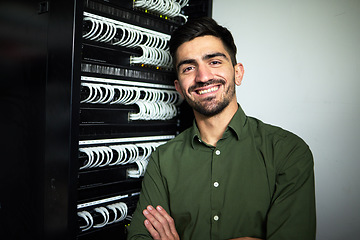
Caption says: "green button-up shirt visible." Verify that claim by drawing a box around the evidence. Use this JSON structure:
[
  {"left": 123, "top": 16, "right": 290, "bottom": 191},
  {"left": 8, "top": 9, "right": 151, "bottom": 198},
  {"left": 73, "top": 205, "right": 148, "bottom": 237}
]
[{"left": 127, "top": 105, "right": 316, "bottom": 240}]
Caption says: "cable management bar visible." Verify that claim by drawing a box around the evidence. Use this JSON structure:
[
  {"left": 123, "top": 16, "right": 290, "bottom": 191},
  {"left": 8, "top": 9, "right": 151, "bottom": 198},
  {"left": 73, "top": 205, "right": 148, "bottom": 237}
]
[
  {"left": 79, "top": 135, "right": 175, "bottom": 146},
  {"left": 81, "top": 76, "right": 175, "bottom": 89}
]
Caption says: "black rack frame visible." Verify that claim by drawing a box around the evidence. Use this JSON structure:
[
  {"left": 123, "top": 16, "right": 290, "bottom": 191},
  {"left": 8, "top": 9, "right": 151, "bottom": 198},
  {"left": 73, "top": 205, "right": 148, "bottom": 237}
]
[{"left": 0, "top": 0, "right": 212, "bottom": 239}]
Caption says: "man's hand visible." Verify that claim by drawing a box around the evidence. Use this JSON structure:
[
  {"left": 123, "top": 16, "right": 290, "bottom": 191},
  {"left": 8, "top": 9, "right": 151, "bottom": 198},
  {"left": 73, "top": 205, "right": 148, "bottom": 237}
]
[{"left": 143, "top": 205, "right": 180, "bottom": 240}]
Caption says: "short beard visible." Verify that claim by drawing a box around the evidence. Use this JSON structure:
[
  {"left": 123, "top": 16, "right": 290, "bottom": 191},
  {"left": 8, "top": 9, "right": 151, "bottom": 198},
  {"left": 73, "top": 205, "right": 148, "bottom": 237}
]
[
  {"left": 183, "top": 78, "right": 236, "bottom": 117},
  {"left": 192, "top": 95, "right": 230, "bottom": 116}
]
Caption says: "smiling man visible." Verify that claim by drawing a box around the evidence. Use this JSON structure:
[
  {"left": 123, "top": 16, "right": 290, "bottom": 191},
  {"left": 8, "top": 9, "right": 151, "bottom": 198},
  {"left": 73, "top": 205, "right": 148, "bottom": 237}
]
[{"left": 127, "top": 18, "right": 316, "bottom": 240}]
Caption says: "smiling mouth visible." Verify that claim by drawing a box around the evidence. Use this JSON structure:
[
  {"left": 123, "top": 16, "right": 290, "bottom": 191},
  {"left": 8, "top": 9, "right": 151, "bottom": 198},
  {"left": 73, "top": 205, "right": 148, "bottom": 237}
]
[{"left": 196, "top": 85, "right": 220, "bottom": 95}]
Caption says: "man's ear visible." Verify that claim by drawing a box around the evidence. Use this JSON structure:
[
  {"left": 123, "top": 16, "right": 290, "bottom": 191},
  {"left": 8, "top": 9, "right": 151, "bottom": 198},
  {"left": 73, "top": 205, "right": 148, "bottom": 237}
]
[
  {"left": 174, "top": 79, "right": 184, "bottom": 98},
  {"left": 234, "top": 63, "right": 244, "bottom": 86}
]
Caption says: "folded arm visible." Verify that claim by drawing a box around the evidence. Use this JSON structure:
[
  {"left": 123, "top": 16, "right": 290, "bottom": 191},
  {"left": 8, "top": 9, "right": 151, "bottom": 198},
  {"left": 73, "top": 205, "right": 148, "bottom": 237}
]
[{"left": 143, "top": 205, "right": 263, "bottom": 240}]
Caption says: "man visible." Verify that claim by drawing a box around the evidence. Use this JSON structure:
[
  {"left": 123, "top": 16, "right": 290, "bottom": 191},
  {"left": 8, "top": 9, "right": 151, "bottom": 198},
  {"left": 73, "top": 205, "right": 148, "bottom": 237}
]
[{"left": 127, "top": 17, "right": 316, "bottom": 240}]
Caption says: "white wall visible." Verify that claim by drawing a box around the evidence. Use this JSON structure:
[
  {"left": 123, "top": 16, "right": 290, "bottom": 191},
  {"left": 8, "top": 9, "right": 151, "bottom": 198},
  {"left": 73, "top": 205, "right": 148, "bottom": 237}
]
[{"left": 213, "top": 0, "right": 360, "bottom": 239}]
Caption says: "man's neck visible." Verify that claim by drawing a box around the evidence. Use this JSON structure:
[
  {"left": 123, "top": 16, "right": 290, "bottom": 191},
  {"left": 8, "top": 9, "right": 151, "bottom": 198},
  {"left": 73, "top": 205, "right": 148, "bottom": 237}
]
[{"left": 194, "top": 101, "right": 238, "bottom": 147}]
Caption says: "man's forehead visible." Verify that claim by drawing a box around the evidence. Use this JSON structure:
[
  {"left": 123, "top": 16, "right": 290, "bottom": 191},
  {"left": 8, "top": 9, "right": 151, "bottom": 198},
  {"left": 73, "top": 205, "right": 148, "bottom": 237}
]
[{"left": 175, "top": 36, "right": 230, "bottom": 62}]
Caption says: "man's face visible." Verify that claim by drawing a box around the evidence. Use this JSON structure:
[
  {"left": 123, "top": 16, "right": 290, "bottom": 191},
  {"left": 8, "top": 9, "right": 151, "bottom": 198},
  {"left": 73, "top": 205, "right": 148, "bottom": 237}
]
[{"left": 174, "top": 35, "right": 243, "bottom": 117}]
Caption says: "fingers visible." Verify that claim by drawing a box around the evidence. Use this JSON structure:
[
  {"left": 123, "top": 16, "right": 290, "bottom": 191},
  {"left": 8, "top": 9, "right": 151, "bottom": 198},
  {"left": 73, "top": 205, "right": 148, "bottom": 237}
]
[
  {"left": 143, "top": 205, "right": 179, "bottom": 240},
  {"left": 156, "top": 205, "right": 178, "bottom": 236},
  {"left": 144, "top": 218, "right": 161, "bottom": 240}
]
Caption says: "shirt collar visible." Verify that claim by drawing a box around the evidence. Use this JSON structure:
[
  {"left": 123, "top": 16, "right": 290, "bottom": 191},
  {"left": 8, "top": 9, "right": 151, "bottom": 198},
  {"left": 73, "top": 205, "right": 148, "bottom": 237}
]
[
  {"left": 190, "top": 104, "right": 247, "bottom": 149},
  {"left": 191, "top": 120, "right": 202, "bottom": 149},
  {"left": 228, "top": 104, "right": 247, "bottom": 140}
]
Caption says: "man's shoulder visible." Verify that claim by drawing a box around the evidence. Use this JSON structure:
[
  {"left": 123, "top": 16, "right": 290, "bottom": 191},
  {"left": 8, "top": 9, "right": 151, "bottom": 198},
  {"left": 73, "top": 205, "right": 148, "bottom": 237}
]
[
  {"left": 247, "top": 116, "right": 309, "bottom": 149},
  {"left": 246, "top": 116, "right": 313, "bottom": 170}
]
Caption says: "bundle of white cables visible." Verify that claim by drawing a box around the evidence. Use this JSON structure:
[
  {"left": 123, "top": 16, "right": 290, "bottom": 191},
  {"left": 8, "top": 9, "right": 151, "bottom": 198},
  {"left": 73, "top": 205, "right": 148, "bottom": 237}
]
[{"left": 134, "top": 0, "right": 189, "bottom": 22}]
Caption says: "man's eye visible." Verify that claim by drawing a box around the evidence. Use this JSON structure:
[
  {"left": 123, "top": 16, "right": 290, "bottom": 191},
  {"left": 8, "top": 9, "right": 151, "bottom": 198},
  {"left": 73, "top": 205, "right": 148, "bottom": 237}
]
[
  {"left": 210, "top": 60, "right": 221, "bottom": 65},
  {"left": 183, "top": 66, "right": 194, "bottom": 73}
]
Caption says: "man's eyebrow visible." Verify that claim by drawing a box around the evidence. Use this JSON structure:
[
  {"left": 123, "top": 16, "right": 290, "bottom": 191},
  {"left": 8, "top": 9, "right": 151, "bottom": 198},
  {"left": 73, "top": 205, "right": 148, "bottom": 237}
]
[{"left": 203, "top": 52, "right": 228, "bottom": 61}]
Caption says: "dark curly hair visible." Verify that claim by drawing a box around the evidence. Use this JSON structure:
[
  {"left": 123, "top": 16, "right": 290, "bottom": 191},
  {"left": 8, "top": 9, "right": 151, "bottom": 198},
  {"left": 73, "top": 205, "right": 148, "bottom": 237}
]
[{"left": 169, "top": 17, "right": 237, "bottom": 70}]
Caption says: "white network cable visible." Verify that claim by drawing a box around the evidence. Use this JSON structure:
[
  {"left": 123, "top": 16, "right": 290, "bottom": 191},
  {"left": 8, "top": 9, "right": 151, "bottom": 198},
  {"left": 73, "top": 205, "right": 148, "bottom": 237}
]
[
  {"left": 79, "top": 141, "right": 166, "bottom": 171},
  {"left": 77, "top": 201, "right": 128, "bottom": 232},
  {"left": 134, "top": 0, "right": 189, "bottom": 22},
  {"left": 80, "top": 82, "right": 182, "bottom": 121},
  {"left": 82, "top": 12, "right": 173, "bottom": 69}
]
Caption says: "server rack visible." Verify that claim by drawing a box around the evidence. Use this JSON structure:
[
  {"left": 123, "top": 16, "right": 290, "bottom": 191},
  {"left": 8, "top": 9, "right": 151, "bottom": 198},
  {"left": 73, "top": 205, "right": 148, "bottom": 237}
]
[{"left": 1, "top": 0, "right": 212, "bottom": 239}]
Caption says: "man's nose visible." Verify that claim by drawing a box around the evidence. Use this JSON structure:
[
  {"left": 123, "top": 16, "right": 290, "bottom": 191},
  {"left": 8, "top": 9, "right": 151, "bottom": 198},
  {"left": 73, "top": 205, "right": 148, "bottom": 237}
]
[{"left": 195, "top": 63, "right": 214, "bottom": 82}]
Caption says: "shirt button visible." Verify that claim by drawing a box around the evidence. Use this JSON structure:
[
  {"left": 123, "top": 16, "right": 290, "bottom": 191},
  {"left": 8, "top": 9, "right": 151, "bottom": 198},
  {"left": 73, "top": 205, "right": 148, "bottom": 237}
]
[
  {"left": 214, "top": 215, "right": 219, "bottom": 221},
  {"left": 215, "top": 150, "right": 221, "bottom": 155},
  {"left": 214, "top": 182, "right": 219, "bottom": 188}
]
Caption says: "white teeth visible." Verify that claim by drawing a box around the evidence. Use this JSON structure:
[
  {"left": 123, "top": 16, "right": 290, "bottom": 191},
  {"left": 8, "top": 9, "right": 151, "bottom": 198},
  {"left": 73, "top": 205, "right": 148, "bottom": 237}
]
[{"left": 198, "top": 86, "right": 219, "bottom": 95}]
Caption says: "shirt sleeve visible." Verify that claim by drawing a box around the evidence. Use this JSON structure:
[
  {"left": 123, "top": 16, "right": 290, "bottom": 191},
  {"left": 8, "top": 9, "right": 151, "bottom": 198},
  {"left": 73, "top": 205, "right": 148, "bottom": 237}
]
[
  {"left": 266, "top": 135, "right": 316, "bottom": 240},
  {"left": 127, "top": 149, "right": 170, "bottom": 240}
]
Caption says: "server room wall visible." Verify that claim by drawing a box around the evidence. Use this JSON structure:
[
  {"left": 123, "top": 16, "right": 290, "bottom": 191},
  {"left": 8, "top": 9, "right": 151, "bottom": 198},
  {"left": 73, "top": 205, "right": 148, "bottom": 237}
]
[
  {"left": 0, "top": 0, "right": 212, "bottom": 239},
  {"left": 213, "top": 1, "right": 360, "bottom": 239}
]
